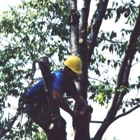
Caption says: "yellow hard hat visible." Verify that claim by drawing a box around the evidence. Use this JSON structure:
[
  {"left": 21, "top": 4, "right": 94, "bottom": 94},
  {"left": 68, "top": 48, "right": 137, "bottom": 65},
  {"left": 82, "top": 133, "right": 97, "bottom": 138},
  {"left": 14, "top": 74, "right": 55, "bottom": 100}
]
[{"left": 64, "top": 55, "right": 82, "bottom": 74}]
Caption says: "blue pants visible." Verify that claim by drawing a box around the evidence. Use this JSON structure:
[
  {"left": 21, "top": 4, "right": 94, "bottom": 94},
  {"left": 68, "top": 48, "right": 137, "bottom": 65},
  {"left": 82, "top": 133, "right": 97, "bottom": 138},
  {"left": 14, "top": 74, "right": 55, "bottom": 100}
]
[{"left": 25, "top": 103, "right": 67, "bottom": 140}]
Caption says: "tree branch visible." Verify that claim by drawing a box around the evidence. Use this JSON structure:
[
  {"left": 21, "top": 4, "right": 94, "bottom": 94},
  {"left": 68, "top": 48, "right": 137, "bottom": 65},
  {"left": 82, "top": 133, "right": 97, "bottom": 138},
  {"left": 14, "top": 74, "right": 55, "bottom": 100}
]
[
  {"left": 0, "top": 111, "right": 20, "bottom": 138},
  {"left": 114, "top": 105, "right": 140, "bottom": 122},
  {"left": 79, "top": 0, "right": 91, "bottom": 99},
  {"left": 89, "top": 105, "right": 140, "bottom": 124},
  {"left": 87, "top": 0, "right": 109, "bottom": 64}
]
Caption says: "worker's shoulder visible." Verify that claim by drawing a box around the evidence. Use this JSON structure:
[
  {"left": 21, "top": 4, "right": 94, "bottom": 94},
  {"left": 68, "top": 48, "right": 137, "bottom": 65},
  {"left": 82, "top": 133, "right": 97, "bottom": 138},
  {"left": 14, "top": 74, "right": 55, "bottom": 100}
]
[
  {"left": 52, "top": 70, "right": 65, "bottom": 79},
  {"left": 53, "top": 70, "right": 64, "bottom": 76}
]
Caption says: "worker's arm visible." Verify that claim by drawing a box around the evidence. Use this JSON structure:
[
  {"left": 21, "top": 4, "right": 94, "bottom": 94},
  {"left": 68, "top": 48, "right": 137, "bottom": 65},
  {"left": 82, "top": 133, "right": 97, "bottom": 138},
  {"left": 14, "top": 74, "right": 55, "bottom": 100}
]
[
  {"left": 73, "top": 94, "right": 92, "bottom": 121},
  {"left": 52, "top": 90, "right": 77, "bottom": 118},
  {"left": 72, "top": 94, "right": 88, "bottom": 107}
]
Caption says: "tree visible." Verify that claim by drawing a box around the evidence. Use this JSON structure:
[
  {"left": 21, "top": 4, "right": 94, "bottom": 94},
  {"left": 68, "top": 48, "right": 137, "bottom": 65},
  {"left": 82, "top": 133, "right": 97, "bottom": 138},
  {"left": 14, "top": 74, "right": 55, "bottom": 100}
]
[{"left": 0, "top": 0, "right": 140, "bottom": 140}]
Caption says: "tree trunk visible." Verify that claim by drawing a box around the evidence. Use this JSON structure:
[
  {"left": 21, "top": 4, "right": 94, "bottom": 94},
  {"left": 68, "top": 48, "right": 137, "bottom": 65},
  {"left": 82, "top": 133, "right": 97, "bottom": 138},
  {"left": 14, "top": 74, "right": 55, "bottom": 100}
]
[{"left": 68, "top": 0, "right": 92, "bottom": 140}]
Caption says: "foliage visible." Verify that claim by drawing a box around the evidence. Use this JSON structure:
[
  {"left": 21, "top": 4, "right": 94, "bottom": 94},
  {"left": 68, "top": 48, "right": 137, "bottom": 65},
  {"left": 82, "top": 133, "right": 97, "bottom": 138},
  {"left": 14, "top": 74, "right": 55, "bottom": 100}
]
[{"left": 0, "top": 0, "right": 69, "bottom": 139}]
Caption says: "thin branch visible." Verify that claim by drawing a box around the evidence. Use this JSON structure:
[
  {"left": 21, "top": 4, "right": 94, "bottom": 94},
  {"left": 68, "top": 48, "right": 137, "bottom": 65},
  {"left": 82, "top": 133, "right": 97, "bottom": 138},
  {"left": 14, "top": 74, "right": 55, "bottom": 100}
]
[
  {"left": 0, "top": 111, "right": 20, "bottom": 138},
  {"left": 90, "top": 120, "right": 109, "bottom": 124},
  {"left": 88, "top": 77, "right": 115, "bottom": 86},
  {"left": 89, "top": 105, "right": 140, "bottom": 124},
  {"left": 114, "top": 105, "right": 140, "bottom": 122},
  {"left": 97, "top": 36, "right": 124, "bottom": 44},
  {"left": 88, "top": 77, "right": 106, "bottom": 83},
  {"left": 132, "top": 60, "right": 140, "bottom": 67}
]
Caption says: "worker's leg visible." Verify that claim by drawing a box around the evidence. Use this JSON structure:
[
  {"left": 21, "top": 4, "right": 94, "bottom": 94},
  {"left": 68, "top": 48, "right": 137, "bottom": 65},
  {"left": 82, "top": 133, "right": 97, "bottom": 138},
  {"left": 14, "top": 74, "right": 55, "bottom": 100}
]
[
  {"left": 25, "top": 103, "right": 51, "bottom": 136},
  {"left": 51, "top": 115, "right": 67, "bottom": 140},
  {"left": 25, "top": 103, "right": 67, "bottom": 140}
]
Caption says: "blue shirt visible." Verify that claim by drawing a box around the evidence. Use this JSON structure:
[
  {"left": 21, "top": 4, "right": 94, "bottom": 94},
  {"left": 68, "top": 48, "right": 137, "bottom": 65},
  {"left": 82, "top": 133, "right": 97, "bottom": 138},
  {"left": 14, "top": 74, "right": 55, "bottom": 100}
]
[{"left": 25, "top": 70, "right": 79, "bottom": 102}]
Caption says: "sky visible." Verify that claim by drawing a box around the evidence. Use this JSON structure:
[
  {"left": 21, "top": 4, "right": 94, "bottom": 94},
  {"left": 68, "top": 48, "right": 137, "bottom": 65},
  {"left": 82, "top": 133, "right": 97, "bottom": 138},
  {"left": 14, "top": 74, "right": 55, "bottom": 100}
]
[
  {"left": 0, "top": 0, "right": 21, "bottom": 13},
  {"left": 1, "top": 0, "right": 140, "bottom": 140}
]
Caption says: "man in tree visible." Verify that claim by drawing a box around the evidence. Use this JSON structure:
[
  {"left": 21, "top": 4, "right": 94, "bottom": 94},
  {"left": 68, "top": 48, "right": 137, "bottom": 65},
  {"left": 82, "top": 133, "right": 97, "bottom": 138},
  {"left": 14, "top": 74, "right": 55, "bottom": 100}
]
[{"left": 24, "top": 55, "right": 89, "bottom": 140}]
